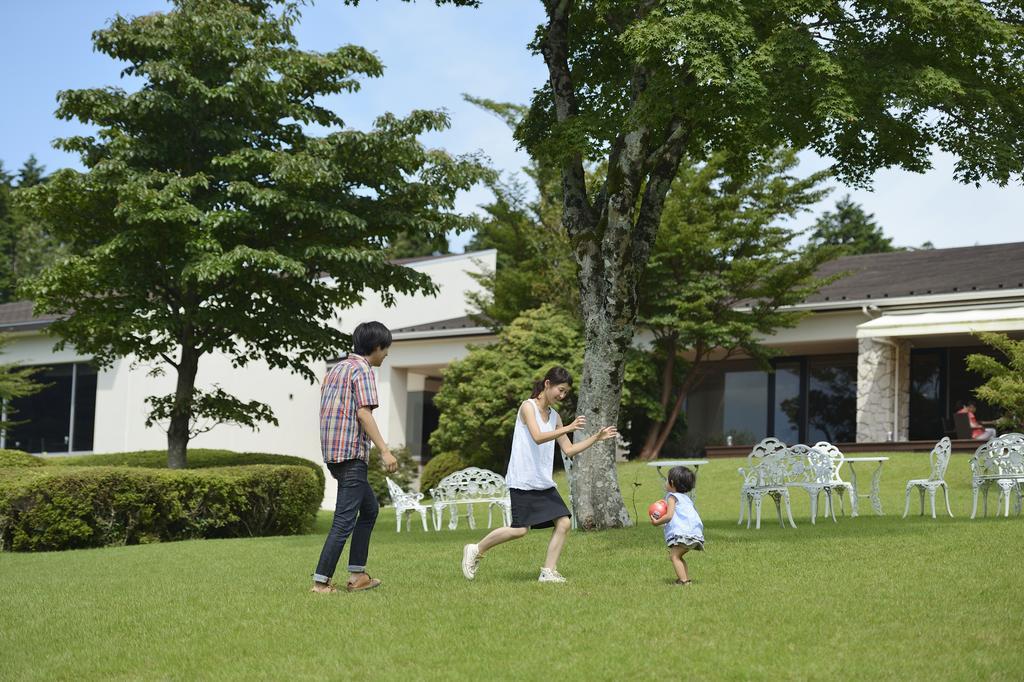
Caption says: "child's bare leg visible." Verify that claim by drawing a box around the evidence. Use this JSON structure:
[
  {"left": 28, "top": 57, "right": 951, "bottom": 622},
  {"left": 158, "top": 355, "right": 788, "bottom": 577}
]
[
  {"left": 542, "top": 516, "right": 571, "bottom": 570},
  {"left": 669, "top": 546, "right": 690, "bottom": 582},
  {"left": 477, "top": 525, "right": 528, "bottom": 554}
]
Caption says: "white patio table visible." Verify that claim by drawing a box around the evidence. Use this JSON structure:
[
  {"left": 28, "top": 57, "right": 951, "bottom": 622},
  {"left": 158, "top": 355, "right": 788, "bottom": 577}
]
[
  {"left": 841, "top": 456, "right": 890, "bottom": 516},
  {"left": 646, "top": 459, "right": 710, "bottom": 500}
]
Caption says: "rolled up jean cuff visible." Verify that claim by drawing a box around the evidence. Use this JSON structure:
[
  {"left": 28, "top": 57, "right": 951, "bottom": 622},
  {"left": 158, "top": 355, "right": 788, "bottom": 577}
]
[
  {"left": 312, "top": 573, "right": 332, "bottom": 584},
  {"left": 347, "top": 565, "right": 366, "bottom": 573}
]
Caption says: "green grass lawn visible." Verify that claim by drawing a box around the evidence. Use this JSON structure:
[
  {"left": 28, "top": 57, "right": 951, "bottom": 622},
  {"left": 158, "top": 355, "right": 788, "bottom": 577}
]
[{"left": 2, "top": 453, "right": 1022, "bottom": 680}]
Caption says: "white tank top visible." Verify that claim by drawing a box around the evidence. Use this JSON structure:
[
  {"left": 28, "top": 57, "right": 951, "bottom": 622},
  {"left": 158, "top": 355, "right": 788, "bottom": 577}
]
[{"left": 505, "top": 399, "right": 558, "bottom": 490}]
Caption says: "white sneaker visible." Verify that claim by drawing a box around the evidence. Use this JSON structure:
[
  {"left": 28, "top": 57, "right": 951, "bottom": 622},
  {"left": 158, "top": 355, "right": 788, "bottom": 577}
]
[
  {"left": 462, "top": 544, "right": 481, "bottom": 580},
  {"left": 538, "top": 568, "right": 566, "bottom": 583}
]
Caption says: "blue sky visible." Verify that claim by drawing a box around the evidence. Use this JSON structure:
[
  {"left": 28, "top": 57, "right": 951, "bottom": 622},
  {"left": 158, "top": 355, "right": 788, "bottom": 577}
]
[{"left": 2, "top": 1, "right": 1021, "bottom": 252}]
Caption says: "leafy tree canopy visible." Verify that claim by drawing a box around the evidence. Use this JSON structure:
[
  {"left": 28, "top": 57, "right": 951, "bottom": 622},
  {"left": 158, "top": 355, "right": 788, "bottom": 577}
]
[
  {"left": 634, "top": 148, "right": 835, "bottom": 457},
  {"left": 16, "top": 0, "right": 488, "bottom": 467},
  {"left": 429, "top": 305, "right": 583, "bottom": 471},
  {"left": 968, "top": 333, "right": 1024, "bottom": 432}
]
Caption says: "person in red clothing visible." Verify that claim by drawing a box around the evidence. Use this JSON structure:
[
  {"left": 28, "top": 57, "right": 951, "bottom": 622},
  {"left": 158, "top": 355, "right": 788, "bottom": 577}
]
[{"left": 956, "top": 401, "right": 997, "bottom": 441}]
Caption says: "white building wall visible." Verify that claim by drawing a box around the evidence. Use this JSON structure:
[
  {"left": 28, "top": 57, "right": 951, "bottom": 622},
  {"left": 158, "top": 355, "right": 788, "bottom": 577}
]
[
  {"left": 4, "top": 250, "right": 497, "bottom": 507},
  {"left": 91, "top": 353, "right": 326, "bottom": 457},
  {"left": 761, "top": 310, "right": 865, "bottom": 349},
  {"left": 328, "top": 250, "right": 496, "bottom": 336}
]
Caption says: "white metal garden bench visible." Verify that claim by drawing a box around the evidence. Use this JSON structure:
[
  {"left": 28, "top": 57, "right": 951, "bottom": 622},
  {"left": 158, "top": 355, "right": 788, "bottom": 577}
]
[
  {"left": 903, "top": 437, "right": 954, "bottom": 519},
  {"left": 429, "top": 467, "right": 512, "bottom": 531},
  {"left": 738, "top": 437, "right": 797, "bottom": 529},
  {"left": 738, "top": 439, "right": 849, "bottom": 528},
  {"left": 385, "top": 477, "right": 430, "bottom": 532},
  {"left": 970, "top": 433, "right": 1024, "bottom": 518}
]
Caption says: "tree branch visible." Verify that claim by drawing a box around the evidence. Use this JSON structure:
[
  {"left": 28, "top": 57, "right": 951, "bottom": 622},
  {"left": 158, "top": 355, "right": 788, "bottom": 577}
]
[
  {"left": 634, "top": 119, "right": 691, "bottom": 253},
  {"left": 540, "top": 0, "right": 593, "bottom": 239}
]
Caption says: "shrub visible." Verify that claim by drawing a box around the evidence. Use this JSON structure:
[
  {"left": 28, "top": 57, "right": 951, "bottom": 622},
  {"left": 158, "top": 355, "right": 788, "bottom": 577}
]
[
  {"left": 430, "top": 306, "right": 583, "bottom": 471},
  {"left": 51, "top": 449, "right": 325, "bottom": 493},
  {"left": 968, "top": 333, "right": 1024, "bottom": 432},
  {"left": 363, "top": 446, "right": 417, "bottom": 504},
  {"left": 0, "top": 464, "right": 321, "bottom": 552},
  {"left": 420, "top": 452, "right": 465, "bottom": 496},
  {"left": 0, "top": 449, "right": 43, "bottom": 467}
]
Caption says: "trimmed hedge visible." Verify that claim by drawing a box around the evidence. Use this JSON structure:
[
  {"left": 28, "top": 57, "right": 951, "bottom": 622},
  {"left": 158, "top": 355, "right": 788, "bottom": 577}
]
[
  {"left": 420, "top": 452, "right": 465, "bottom": 495},
  {"left": 0, "top": 464, "right": 321, "bottom": 552},
  {"left": 51, "top": 449, "right": 325, "bottom": 492},
  {"left": 366, "top": 446, "right": 417, "bottom": 504},
  {"left": 0, "top": 449, "right": 43, "bottom": 467}
]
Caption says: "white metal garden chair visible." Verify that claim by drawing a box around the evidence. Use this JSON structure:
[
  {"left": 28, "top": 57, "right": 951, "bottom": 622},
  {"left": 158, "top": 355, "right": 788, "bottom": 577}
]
[
  {"left": 812, "top": 441, "right": 854, "bottom": 516},
  {"left": 903, "top": 437, "right": 954, "bottom": 519},
  {"left": 738, "top": 438, "right": 797, "bottom": 529},
  {"left": 787, "top": 444, "right": 840, "bottom": 524},
  {"left": 385, "top": 477, "right": 430, "bottom": 532},
  {"left": 969, "top": 433, "right": 1024, "bottom": 518}
]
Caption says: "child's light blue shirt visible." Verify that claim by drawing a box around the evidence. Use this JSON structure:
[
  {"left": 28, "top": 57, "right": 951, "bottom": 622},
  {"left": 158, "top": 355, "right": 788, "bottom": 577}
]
[{"left": 664, "top": 492, "right": 704, "bottom": 546}]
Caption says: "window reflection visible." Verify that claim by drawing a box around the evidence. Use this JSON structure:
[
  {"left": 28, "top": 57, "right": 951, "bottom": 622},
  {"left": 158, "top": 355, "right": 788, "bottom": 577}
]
[
  {"left": 773, "top": 361, "right": 801, "bottom": 444},
  {"left": 4, "top": 363, "right": 97, "bottom": 454},
  {"left": 723, "top": 369, "right": 768, "bottom": 445},
  {"left": 909, "top": 350, "right": 944, "bottom": 440},
  {"left": 806, "top": 356, "right": 857, "bottom": 443},
  {"left": 682, "top": 354, "right": 857, "bottom": 452}
]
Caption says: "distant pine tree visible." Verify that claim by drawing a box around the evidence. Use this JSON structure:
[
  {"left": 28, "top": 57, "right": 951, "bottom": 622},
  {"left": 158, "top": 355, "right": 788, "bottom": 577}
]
[{"left": 808, "top": 196, "right": 898, "bottom": 256}]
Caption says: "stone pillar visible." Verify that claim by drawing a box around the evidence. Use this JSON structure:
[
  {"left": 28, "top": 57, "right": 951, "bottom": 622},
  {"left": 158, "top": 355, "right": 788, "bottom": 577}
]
[
  {"left": 856, "top": 337, "right": 910, "bottom": 442},
  {"left": 897, "top": 344, "right": 910, "bottom": 441}
]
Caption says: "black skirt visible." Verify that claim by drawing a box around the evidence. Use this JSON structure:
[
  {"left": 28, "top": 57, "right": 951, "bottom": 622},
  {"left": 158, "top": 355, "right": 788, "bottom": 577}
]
[{"left": 510, "top": 487, "right": 571, "bottom": 529}]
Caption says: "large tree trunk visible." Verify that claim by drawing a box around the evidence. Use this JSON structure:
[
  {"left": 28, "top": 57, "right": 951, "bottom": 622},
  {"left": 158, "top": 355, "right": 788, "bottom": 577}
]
[
  {"left": 569, "top": 291, "right": 636, "bottom": 529},
  {"left": 638, "top": 338, "right": 676, "bottom": 461},
  {"left": 539, "top": 0, "right": 690, "bottom": 529},
  {"left": 167, "top": 343, "right": 199, "bottom": 469}
]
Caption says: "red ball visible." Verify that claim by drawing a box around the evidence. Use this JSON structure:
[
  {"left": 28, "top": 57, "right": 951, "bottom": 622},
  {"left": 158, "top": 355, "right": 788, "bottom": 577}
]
[{"left": 648, "top": 500, "right": 668, "bottom": 522}]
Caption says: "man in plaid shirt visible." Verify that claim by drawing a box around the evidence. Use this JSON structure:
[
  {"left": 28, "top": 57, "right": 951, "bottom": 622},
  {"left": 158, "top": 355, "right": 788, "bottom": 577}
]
[{"left": 312, "top": 321, "right": 398, "bottom": 593}]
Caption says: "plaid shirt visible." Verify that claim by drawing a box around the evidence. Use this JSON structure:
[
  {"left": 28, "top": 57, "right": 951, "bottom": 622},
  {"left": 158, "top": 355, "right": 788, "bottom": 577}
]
[{"left": 320, "top": 354, "right": 379, "bottom": 464}]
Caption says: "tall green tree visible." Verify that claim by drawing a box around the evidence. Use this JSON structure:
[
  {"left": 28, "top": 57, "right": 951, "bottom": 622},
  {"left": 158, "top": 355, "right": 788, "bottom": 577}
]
[
  {"left": 385, "top": 230, "right": 450, "bottom": 260},
  {"left": 0, "top": 334, "right": 42, "bottom": 433},
  {"left": 0, "top": 158, "right": 66, "bottom": 304},
  {"left": 405, "top": 0, "right": 1024, "bottom": 529},
  {"left": 636, "top": 149, "right": 834, "bottom": 460},
  {"left": 15, "top": 156, "right": 47, "bottom": 189},
  {"left": 968, "top": 333, "right": 1024, "bottom": 432},
  {"left": 0, "top": 163, "right": 17, "bottom": 302},
  {"left": 463, "top": 96, "right": 578, "bottom": 328},
  {"left": 17, "top": 0, "right": 486, "bottom": 468},
  {"left": 807, "top": 195, "right": 896, "bottom": 256},
  {"left": 430, "top": 305, "right": 583, "bottom": 470}
]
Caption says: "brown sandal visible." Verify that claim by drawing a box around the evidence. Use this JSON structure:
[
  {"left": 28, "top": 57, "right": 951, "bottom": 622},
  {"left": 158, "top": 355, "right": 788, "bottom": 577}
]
[
  {"left": 311, "top": 581, "right": 338, "bottom": 594},
  {"left": 346, "top": 573, "right": 382, "bottom": 592}
]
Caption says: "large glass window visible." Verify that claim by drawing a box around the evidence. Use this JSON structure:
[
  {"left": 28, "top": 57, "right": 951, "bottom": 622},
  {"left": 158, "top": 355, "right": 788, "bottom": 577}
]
[
  {"left": 723, "top": 368, "right": 768, "bottom": 444},
  {"left": 909, "top": 349, "right": 945, "bottom": 440},
  {"left": 772, "top": 361, "right": 801, "bottom": 445},
  {"left": 948, "top": 346, "right": 999, "bottom": 423},
  {"left": 683, "top": 360, "right": 768, "bottom": 452},
  {"left": 3, "top": 362, "right": 97, "bottom": 454},
  {"left": 682, "top": 354, "right": 857, "bottom": 452},
  {"left": 806, "top": 355, "right": 857, "bottom": 443}
]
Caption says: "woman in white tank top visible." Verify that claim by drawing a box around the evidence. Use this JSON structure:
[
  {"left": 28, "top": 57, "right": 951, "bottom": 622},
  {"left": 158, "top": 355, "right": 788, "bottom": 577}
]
[{"left": 460, "top": 367, "right": 618, "bottom": 583}]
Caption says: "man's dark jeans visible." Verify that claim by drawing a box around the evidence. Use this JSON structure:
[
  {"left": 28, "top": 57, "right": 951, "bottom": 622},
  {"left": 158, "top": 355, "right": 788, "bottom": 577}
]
[{"left": 313, "top": 459, "right": 379, "bottom": 583}]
